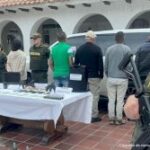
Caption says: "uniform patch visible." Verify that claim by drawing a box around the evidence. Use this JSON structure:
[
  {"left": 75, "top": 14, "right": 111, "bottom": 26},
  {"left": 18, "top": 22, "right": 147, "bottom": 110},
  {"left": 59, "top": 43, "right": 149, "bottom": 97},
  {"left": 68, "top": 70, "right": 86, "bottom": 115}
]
[{"left": 30, "top": 52, "right": 40, "bottom": 56}]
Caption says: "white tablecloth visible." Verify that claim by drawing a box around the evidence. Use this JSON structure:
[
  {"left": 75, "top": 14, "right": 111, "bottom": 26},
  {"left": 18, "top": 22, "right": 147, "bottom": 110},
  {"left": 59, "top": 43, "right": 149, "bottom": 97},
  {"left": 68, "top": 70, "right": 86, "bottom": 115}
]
[{"left": 0, "top": 89, "right": 92, "bottom": 124}]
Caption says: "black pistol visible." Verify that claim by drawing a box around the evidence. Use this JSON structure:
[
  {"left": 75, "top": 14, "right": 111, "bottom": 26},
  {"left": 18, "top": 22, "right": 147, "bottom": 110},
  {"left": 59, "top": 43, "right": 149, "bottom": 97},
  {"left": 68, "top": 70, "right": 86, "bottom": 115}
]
[{"left": 45, "top": 82, "right": 56, "bottom": 92}]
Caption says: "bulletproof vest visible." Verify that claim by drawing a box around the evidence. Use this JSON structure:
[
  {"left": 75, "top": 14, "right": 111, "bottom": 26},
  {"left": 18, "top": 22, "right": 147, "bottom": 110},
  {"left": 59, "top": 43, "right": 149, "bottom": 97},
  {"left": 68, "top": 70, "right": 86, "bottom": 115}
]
[{"left": 30, "top": 45, "right": 49, "bottom": 71}]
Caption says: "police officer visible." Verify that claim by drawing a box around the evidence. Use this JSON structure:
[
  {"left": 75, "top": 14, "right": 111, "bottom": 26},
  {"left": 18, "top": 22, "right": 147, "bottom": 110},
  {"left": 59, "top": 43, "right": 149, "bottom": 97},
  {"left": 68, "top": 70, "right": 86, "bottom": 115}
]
[{"left": 30, "top": 33, "right": 49, "bottom": 83}]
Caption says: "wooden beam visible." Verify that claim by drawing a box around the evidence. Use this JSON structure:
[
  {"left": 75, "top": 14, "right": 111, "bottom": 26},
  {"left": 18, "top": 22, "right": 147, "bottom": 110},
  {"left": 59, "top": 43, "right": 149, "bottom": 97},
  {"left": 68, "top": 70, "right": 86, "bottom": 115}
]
[
  {"left": 5, "top": 9, "right": 16, "bottom": 13},
  {"left": 103, "top": 1, "right": 111, "bottom": 5},
  {"left": 82, "top": 3, "right": 91, "bottom": 7},
  {"left": 0, "top": 11, "right": 4, "bottom": 14},
  {"left": 66, "top": 4, "right": 75, "bottom": 8},
  {"left": 18, "top": 8, "right": 30, "bottom": 12},
  {"left": 48, "top": 5, "right": 58, "bottom": 10},
  {"left": 32, "top": 7, "right": 43, "bottom": 11},
  {"left": 125, "top": 0, "right": 132, "bottom": 3}
]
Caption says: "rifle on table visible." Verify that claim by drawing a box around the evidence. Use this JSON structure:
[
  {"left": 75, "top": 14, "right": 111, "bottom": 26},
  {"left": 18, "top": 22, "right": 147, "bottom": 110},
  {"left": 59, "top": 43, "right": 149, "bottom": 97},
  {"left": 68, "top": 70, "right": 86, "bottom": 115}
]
[{"left": 119, "top": 52, "right": 150, "bottom": 150}]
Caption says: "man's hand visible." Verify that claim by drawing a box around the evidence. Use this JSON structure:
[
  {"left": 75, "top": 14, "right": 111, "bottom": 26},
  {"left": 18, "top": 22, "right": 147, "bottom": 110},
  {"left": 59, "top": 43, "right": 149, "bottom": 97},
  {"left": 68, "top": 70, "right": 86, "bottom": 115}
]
[
  {"left": 124, "top": 95, "right": 140, "bottom": 120},
  {"left": 48, "top": 58, "right": 54, "bottom": 71}
]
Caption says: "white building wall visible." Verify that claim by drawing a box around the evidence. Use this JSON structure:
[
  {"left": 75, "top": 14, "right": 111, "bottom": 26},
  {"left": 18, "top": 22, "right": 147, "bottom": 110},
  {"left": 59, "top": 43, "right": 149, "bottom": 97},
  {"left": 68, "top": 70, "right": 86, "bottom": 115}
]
[{"left": 0, "top": 0, "right": 150, "bottom": 52}]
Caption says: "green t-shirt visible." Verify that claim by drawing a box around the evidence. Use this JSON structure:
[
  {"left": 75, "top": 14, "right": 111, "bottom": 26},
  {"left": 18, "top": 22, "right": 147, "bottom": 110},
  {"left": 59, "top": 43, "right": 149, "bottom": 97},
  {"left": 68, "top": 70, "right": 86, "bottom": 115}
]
[{"left": 50, "top": 42, "right": 73, "bottom": 77}]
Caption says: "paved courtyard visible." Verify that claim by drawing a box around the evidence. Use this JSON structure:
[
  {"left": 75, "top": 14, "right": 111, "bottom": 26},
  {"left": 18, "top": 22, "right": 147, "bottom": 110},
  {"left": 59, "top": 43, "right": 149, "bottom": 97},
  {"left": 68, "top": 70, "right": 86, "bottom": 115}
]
[{"left": 0, "top": 114, "right": 135, "bottom": 150}]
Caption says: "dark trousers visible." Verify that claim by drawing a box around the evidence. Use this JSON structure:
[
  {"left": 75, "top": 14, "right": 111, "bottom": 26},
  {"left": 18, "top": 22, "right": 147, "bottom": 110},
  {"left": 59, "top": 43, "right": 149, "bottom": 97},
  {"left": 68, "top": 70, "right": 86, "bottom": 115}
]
[
  {"left": 31, "top": 70, "right": 47, "bottom": 83},
  {"left": 0, "top": 70, "right": 6, "bottom": 83}
]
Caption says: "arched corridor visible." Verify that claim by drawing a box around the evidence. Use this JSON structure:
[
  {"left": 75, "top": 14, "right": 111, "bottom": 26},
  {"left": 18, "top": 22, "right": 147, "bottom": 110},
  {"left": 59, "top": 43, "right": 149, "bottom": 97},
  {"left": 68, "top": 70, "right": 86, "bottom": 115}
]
[
  {"left": 31, "top": 18, "right": 62, "bottom": 45},
  {"left": 1, "top": 21, "right": 23, "bottom": 54},
  {"left": 128, "top": 11, "right": 150, "bottom": 29},
  {"left": 73, "top": 14, "right": 113, "bottom": 33}
]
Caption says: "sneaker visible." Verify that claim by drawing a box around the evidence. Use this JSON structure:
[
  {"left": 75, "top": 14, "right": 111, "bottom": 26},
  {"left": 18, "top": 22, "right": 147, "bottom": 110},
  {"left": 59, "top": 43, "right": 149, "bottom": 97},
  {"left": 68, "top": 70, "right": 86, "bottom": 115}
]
[
  {"left": 115, "top": 119, "right": 126, "bottom": 125},
  {"left": 91, "top": 117, "right": 102, "bottom": 123},
  {"left": 109, "top": 120, "right": 116, "bottom": 125}
]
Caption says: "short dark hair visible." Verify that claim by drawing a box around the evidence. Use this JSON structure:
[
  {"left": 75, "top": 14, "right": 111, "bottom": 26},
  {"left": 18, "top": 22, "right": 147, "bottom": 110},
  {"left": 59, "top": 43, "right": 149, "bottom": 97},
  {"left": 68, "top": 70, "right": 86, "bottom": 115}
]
[
  {"left": 57, "top": 31, "right": 66, "bottom": 42},
  {"left": 11, "top": 39, "right": 22, "bottom": 51},
  {"left": 115, "top": 31, "right": 124, "bottom": 43}
]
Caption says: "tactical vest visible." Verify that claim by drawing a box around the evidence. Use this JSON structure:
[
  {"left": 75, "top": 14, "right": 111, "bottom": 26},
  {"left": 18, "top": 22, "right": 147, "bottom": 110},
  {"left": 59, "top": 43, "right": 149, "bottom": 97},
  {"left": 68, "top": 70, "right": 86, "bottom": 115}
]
[{"left": 30, "top": 45, "right": 49, "bottom": 71}]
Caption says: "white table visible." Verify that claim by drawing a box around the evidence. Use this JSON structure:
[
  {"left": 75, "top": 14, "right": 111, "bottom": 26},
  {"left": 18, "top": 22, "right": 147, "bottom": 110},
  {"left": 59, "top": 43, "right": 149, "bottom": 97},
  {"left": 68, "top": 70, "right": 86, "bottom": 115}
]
[{"left": 0, "top": 89, "right": 92, "bottom": 124}]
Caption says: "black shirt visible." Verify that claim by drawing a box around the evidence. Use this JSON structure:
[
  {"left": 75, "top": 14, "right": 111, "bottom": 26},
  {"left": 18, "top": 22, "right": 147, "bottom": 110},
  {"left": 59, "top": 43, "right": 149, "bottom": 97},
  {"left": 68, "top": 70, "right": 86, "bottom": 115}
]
[{"left": 75, "top": 42, "right": 103, "bottom": 78}]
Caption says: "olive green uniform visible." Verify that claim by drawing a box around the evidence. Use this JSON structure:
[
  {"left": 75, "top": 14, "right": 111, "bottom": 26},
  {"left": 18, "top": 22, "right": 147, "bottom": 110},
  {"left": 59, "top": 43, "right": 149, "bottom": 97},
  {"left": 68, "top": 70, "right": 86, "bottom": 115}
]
[{"left": 30, "top": 45, "right": 49, "bottom": 83}]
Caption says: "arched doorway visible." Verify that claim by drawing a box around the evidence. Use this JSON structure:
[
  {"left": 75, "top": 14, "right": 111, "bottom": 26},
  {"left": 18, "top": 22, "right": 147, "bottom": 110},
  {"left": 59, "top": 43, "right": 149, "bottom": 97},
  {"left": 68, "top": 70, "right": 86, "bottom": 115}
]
[
  {"left": 128, "top": 11, "right": 150, "bottom": 29},
  {"left": 31, "top": 18, "right": 62, "bottom": 45},
  {"left": 1, "top": 21, "right": 23, "bottom": 54},
  {"left": 74, "top": 14, "right": 113, "bottom": 33}
]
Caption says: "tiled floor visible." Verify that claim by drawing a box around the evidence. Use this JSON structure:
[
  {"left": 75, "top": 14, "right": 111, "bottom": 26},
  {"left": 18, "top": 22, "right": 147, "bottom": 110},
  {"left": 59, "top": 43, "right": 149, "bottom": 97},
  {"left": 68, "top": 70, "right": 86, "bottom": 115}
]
[{"left": 0, "top": 115, "right": 135, "bottom": 150}]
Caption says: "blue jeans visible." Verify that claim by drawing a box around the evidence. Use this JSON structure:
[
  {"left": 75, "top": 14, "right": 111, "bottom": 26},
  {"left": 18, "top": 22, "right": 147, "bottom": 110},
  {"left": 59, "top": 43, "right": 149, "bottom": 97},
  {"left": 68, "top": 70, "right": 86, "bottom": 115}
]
[{"left": 54, "top": 76, "right": 69, "bottom": 87}]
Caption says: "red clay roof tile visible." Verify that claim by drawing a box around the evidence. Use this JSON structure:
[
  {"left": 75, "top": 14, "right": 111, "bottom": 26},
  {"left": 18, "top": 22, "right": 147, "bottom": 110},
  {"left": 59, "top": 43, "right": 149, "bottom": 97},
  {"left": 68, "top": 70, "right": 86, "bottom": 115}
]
[{"left": 0, "top": 0, "right": 68, "bottom": 8}]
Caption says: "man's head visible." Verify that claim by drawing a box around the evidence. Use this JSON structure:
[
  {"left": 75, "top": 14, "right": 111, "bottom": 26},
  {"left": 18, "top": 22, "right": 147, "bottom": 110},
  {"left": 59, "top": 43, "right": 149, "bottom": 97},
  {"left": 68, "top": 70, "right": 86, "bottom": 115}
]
[
  {"left": 85, "top": 30, "right": 96, "bottom": 43},
  {"left": 115, "top": 31, "right": 124, "bottom": 43},
  {"left": 57, "top": 31, "right": 66, "bottom": 42},
  {"left": 31, "top": 33, "right": 42, "bottom": 47},
  {"left": 11, "top": 39, "right": 22, "bottom": 51}
]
